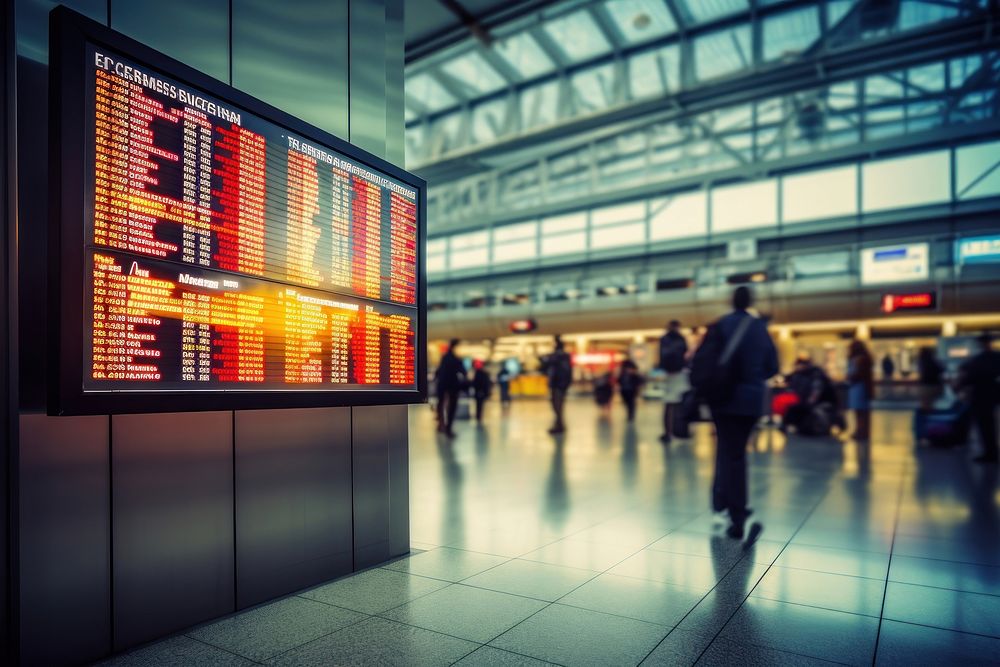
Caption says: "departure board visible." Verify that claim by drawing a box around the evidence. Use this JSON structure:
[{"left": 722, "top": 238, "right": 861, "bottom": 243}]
[{"left": 50, "top": 9, "right": 425, "bottom": 414}]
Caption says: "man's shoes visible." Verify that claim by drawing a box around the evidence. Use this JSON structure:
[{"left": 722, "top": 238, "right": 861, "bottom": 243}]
[
  {"left": 660, "top": 434, "right": 672, "bottom": 444},
  {"left": 548, "top": 426, "right": 565, "bottom": 435},
  {"left": 445, "top": 430, "right": 456, "bottom": 438},
  {"left": 726, "top": 522, "right": 744, "bottom": 540},
  {"left": 973, "top": 454, "right": 999, "bottom": 464}
]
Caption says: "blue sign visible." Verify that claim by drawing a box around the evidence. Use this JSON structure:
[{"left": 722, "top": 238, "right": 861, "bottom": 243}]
[{"left": 956, "top": 236, "right": 1000, "bottom": 265}]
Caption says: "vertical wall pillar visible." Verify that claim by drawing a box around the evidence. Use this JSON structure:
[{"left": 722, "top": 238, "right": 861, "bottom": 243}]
[{"left": 349, "top": 0, "right": 410, "bottom": 566}]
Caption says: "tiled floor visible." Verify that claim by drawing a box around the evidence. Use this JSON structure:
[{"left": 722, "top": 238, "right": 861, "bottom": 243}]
[{"left": 101, "top": 398, "right": 1000, "bottom": 666}]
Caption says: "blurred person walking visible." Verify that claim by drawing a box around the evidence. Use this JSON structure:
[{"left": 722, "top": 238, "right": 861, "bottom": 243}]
[
  {"left": 497, "top": 365, "right": 512, "bottom": 410},
  {"left": 546, "top": 336, "right": 573, "bottom": 435},
  {"left": 957, "top": 333, "right": 1000, "bottom": 463},
  {"left": 435, "top": 339, "right": 467, "bottom": 437},
  {"left": 618, "top": 357, "right": 644, "bottom": 423},
  {"left": 882, "top": 354, "right": 895, "bottom": 381},
  {"left": 692, "top": 286, "right": 777, "bottom": 541},
  {"left": 914, "top": 346, "right": 945, "bottom": 445},
  {"left": 847, "top": 340, "right": 874, "bottom": 441},
  {"left": 659, "top": 320, "right": 689, "bottom": 443},
  {"left": 471, "top": 361, "right": 493, "bottom": 424},
  {"left": 593, "top": 371, "right": 614, "bottom": 417}
]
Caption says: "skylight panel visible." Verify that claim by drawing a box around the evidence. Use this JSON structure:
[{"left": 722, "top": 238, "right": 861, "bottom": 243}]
[
  {"left": 543, "top": 9, "right": 612, "bottom": 62},
  {"left": 603, "top": 0, "right": 677, "bottom": 44}
]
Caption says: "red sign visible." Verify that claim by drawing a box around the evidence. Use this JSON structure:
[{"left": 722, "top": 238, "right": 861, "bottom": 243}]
[
  {"left": 881, "top": 292, "right": 936, "bottom": 314},
  {"left": 509, "top": 318, "right": 538, "bottom": 334}
]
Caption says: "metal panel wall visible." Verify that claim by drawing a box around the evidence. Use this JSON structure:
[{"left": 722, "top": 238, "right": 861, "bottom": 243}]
[
  {"left": 234, "top": 408, "right": 353, "bottom": 609},
  {"left": 18, "top": 414, "right": 110, "bottom": 666},
  {"left": 349, "top": 0, "right": 410, "bottom": 567},
  {"left": 349, "top": 0, "right": 388, "bottom": 158},
  {"left": 9, "top": 1, "right": 411, "bottom": 662},
  {"left": 351, "top": 405, "right": 391, "bottom": 568},
  {"left": 111, "top": 412, "right": 234, "bottom": 651},
  {"left": 232, "top": 0, "right": 349, "bottom": 139},
  {"left": 387, "top": 404, "right": 410, "bottom": 556},
  {"left": 110, "top": 0, "right": 229, "bottom": 82}
]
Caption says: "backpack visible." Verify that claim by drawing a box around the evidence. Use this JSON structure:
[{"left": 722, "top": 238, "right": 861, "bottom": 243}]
[
  {"left": 548, "top": 352, "right": 572, "bottom": 389},
  {"left": 689, "top": 316, "right": 753, "bottom": 405},
  {"left": 659, "top": 335, "right": 685, "bottom": 373}
]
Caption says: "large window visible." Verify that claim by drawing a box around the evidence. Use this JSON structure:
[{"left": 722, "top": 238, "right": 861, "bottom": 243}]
[
  {"left": 955, "top": 140, "right": 1000, "bottom": 201},
  {"left": 449, "top": 230, "right": 489, "bottom": 270},
  {"left": 492, "top": 221, "right": 538, "bottom": 264},
  {"left": 712, "top": 179, "right": 778, "bottom": 233},
  {"left": 541, "top": 212, "right": 588, "bottom": 256},
  {"left": 649, "top": 191, "right": 707, "bottom": 241},
  {"left": 590, "top": 202, "right": 647, "bottom": 249},
  {"left": 862, "top": 150, "right": 950, "bottom": 212},
  {"left": 782, "top": 165, "right": 857, "bottom": 223}
]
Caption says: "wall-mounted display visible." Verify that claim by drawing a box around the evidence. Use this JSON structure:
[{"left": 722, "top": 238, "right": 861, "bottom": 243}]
[
  {"left": 49, "top": 8, "right": 426, "bottom": 414},
  {"left": 956, "top": 235, "right": 1000, "bottom": 265},
  {"left": 860, "top": 243, "right": 929, "bottom": 285}
]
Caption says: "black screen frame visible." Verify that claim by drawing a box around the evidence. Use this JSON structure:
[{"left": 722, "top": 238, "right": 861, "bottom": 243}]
[{"left": 48, "top": 7, "right": 427, "bottom": 415}]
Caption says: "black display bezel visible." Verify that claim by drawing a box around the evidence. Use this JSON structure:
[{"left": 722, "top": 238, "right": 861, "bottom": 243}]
[{"left": 48, "top": 6, "right": 427, "bottom": 415}]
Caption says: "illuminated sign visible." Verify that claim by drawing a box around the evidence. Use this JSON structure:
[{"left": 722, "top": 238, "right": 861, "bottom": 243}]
[
  {"left": 509, "top": 318, "right": 538, "bottom": 334},
  {"left": 860, "top": 243, "right": 929, "bottom": 285},
  {"left": 50, "top": 9, "right": 426, "bottom": 414},
  {"left": 880, "top": 292, "right": 936, "bottom": 314},
  {"left": 956, "top": 235, "right": 1000, "bottom": 265},
  {"left": 573, "top": 352, "right": 625, "bottom": 365}
]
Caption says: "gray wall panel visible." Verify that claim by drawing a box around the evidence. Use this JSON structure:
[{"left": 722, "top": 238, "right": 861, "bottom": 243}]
[
  {"left": 232, "top": 0, "right": 349, "bottom": 138},
  {"left": 19, "top": 414, "right": 110, "bottom": 666},
  {"left": 349, "top": 0, "right": 388, "bottom": 158},
  {"left": 112, "top": 412, "right": 233, "bottom": 651},
  {"left": 352, "top": 405, "right": 390, "bottom": 568},
  {"left": 234, "top": 408, "right": 353, "bottom": 609},
  {"left": 387, "top": 404, "right": 409, "bottom": 556},
  {"left": 110, "top": 0, "right": 229, "bottom": 82}
]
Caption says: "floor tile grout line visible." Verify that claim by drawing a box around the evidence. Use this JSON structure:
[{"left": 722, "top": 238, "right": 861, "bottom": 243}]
[
  {"left": 871, "top": 459, "right": 914, "bottom": 667},
  {"left": 247, "top": 610, "right": 376, "bottom": 663},
  {"left": 182, "top": 634, "right": 270, "bottom": 665},
  {"left": 872, "top": 617, "right": 1000, "bottom": 642},
  {"left": 712, "top": 635, "right": 855, "bottom": 667}
]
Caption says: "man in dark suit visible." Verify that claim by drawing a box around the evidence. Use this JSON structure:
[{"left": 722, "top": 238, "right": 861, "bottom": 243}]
[
  {"left": 711, "top": 286, "right": 778, "bottom": 539},
  {"left": 958, "top": 333, "right": 1000, "bottom": 464},
  {"left": 435, "top": 339, "right": 466, "bottom": 437}
]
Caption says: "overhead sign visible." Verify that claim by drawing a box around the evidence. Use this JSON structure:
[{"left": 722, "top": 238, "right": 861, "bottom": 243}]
[
  {"left": 860, "top": 243, "right": 929, "bottom": 285},
  {"left": 509, "top": 318, "right": 538, "bottom": 334},
  {"left": 50, "top": 9, "right": 427, "bottom": 414},
  {"left": 880, "top": 292, "right": 937, "bottom": 314},
  {"left": 956, "top": 235, "right": 1000, "bottom": 265},
  {"left": 726, "top": 238, "right": 757, "bottom": 262}
]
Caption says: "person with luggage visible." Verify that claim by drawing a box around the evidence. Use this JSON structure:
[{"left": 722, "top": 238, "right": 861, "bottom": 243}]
[
  {"left": 690, "top": 286, "right": 776, "bottom": 541},
  {"left": 471, "top": 361, "right": 493, "bottom": 424},
  {"left": 593, "top": 371, "right": 614, "bottom": 417},
  {"left": 497, "top": 365, "right": 513, "bottom": 410},
  {"left": 659, "top": 320, "right": 689, "bottom": 443},
  {"left": 782, "top": 357, "right": 839, "bottom": 436},
  {"left": 545, "top": 336, "right": 573, "bottom": 435},
  {"left": 914, "top": 346, "right": 945, "bottom": 445},
  {"left": 956, "top": 333, "right": 1000, "bottom": 463},
  {"left": 434, "top": 339, "right": 467, "bottom": 437},
  {"left": 618, "top": 357, "right": 644, "bottom": 423},
  {"left": 847, "top": 340, "right": 874, "bottom": 441}
]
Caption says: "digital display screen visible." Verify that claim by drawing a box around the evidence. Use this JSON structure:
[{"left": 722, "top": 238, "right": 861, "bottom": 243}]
[
  {"left": 860, "top": 243, "right": 929, "bottom": 285},
  {"left": 50, "top": 9, "right": 425, "bottom": 413}
]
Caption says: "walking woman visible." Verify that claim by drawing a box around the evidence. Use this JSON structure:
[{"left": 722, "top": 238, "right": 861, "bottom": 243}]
[{"left": 847, "top": 340, "right": 874, "bottom": 441}]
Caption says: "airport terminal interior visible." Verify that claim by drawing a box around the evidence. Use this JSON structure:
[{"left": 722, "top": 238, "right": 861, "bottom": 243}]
[{"left": 3, "top": 0, "right": 1000, "bottom": 665}]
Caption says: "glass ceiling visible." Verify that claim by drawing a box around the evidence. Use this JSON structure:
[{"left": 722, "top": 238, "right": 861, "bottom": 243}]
[{"left": 406, "top": 0, "right": 990, "bottom": 166}]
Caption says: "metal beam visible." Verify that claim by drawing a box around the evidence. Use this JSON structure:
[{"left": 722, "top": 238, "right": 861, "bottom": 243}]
[{"left": 411, "top": 16, "right": 998, "bottom": 175}]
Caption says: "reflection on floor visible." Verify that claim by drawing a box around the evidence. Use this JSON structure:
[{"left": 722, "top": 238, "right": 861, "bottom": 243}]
[{"left": 104, "top": 398, "right": 1000, "bottom": 666}]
